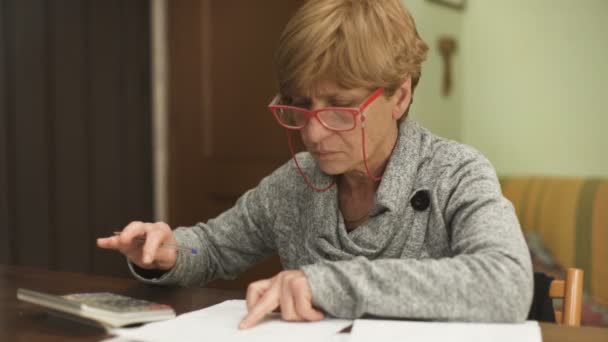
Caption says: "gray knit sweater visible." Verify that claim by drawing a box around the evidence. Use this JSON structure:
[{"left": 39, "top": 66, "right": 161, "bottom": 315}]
[{"left": 129, "top": 118, "right": 533, "bottom": 322}]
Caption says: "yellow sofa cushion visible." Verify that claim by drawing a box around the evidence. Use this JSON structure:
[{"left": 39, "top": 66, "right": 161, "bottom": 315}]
[{"left": 500, "top": 177, "right": 608, "bottom": 306}]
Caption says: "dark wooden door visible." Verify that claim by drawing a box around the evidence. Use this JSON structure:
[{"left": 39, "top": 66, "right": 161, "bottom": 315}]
[
  {"left": 0, "top": 0, "right": 153, "bottom": 277},
  {"left": 168, "top": 0, "right": 302, "bottom": 288}
]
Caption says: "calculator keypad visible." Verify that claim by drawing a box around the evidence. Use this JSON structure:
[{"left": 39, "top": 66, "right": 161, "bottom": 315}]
[{"left": 63, "top": 293, "right": 170, "bottom": 313}]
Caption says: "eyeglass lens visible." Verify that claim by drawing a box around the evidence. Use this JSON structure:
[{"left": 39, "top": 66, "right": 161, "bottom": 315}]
[{"left": 275, "top": 108, "right": 355, "bottom": 131}]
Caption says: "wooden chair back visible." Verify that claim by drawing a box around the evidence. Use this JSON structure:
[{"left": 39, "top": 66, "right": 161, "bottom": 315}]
[{"left": 549, "top": 268, "right": 584, "bottom": 326}]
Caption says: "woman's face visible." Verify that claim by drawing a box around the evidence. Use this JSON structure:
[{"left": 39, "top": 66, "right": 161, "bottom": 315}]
[{"left": 289, "top": 81, "right": 407, "bottom": 176}]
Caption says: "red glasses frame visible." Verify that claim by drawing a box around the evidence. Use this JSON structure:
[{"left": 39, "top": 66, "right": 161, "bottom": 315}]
[{"left": 268, "top": 87, "right": 385, "bottom": 131}]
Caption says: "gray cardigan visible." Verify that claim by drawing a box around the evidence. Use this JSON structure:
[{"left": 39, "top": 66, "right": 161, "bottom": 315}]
[{"left": 130, "top": 118, "right": 533, "bottom": 322}]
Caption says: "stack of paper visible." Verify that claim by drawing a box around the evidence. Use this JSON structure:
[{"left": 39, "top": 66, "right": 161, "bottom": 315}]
[
  {"left": 110, "top": 300, "right": 542, "bottom": 342},
  {"left": 110, "top": 300, "right": 352, "bottom": 342},
  {"left": 349, "top": 319, "right": 542, "bottom": 342}
]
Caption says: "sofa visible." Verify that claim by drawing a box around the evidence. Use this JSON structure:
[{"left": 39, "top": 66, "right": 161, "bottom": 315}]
[{"left": 500, "top": 176, "right": 608, "bottom": 326}]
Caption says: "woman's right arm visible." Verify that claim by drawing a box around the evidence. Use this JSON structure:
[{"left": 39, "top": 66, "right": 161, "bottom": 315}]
[{"left": 97, "top": 175, "right": 280, "bottom": 286}]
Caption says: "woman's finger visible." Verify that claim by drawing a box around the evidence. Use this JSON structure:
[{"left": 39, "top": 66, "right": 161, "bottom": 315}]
[
  {"left": 96, "top": 236, "right": 120, "bottom": 250},
  {"left": 97, "top": 221, "right": 144, "bottom": 253},
  {"left": 246, "top": 278, "right": 273, "bottom": 311},
  {"left": 280, "top": 275, "right": 302, "bottom": 321},
  {"left": 142, "top": 222, "right": 176, "bottom": 269},
  {"left": 119, "top": 221, "right": 147, "bottom": 247},
  {"left": 239, "top": 280, "right": 280, "bottom": 329},
  {"left": 292, "top": 276, "right": 324, "bottom": 321},
  {"left": 140, "top": 223, "right": 165, "bottom": 265}
]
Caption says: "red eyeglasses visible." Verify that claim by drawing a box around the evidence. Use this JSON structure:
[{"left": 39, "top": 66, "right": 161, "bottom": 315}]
[{"left": 268, "top": 87, "right": 385, "bottom": 131}]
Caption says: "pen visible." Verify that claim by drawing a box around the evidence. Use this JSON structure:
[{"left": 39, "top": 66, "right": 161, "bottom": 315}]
[{"left": 113, "top": 232, "right": 199, "bottom": 254}]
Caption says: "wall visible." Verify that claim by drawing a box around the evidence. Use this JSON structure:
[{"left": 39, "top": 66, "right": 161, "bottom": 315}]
[
  {"left": 461, "top": 0, "right": 608, "bottom": 177},
  {"left": 403, "top": 0, "right": 464, "bottom": 142}
]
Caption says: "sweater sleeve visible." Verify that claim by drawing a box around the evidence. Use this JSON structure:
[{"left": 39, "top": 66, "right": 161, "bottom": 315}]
[
  {"left": 300, "top": 155, "right": 533, "bottom": 323},
  {"left": 129, "top": 174, "right": 279, "bottom": 287}
]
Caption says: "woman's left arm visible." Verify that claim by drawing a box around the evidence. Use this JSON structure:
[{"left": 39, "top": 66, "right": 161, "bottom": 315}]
[{"left": 301, "top": 156, "right": 533, "bottom": 323}]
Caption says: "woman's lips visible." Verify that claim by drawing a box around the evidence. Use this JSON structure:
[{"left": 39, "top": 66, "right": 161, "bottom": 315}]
[{"left": 313, "top": 151, "right": 339, "bottom": 160}]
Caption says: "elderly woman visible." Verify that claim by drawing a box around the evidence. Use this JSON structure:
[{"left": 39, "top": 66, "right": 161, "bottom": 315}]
[{"left": 97, "top": 0, "right": 533, "bottom": 329}]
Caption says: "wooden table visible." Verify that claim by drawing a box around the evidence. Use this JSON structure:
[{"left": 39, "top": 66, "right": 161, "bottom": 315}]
[{"left": 2, "top": 265, "right": 607, "bottom": 341}]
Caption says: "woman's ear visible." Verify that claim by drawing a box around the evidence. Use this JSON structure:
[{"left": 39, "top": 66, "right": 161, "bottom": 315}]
[{"left": 392, "top": 76, "right": 412, "bottom": 121}]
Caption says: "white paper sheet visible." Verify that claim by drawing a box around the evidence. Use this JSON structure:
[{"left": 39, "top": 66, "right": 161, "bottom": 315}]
[
  {"left": 350, "top": 319, "right": 542, "bottom": 342},
  {"left": 111, "top": 300, "right": 352, "bottom": 342}
]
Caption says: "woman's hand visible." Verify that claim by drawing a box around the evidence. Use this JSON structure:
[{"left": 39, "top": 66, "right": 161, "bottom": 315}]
[
  {"left": 96, "top": 221, "right": 177, "bottom": 271},
  {"left": 239, "top": 270, "right": 324, "bottom": 329}
]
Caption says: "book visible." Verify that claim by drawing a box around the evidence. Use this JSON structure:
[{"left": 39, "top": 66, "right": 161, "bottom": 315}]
[{"left": 17, "top": 288, "right": 176, "bottom": 328}]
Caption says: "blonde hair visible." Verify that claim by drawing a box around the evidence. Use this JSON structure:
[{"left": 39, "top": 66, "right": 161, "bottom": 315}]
[{"left": 275, "top": 0, "right": 428, "bottom": 99}]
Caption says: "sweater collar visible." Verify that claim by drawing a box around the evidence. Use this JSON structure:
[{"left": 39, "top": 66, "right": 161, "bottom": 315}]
[{"left": 375, "top": 117, "right": 422, "bottom": 213}]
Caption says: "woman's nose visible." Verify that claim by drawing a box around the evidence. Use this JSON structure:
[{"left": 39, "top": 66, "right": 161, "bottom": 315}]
[{"left": 301, "top": 114, "right": 332, "bottom": 143}]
